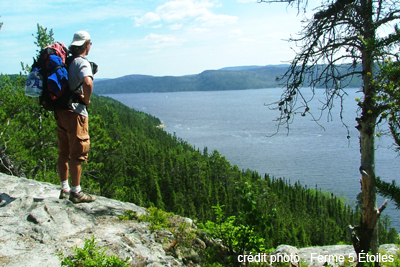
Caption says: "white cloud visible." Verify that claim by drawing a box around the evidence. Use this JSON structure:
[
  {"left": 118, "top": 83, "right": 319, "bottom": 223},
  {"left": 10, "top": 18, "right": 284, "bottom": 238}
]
[
  {"left": 135, "top": 0, "right": 237, "bottom": 28},
  {"left": 143, "top": 33, "right": 187, "bottom": 49},
  {"left": 156, "top": 0, "right": 213, "bottom": 23},
  {"left": 195, "top": 12, "right": 237, "bottom": 27},
  {"left": 189, "top": 27, "right": 211, "bottom": 33},
  {"left": 135, "top": 12, "right": 161, "bottom": 26},
  {"left": 170, "top": 23, "right": 184, "bottom": 30},
  {"left": 229, "top": 29, "right": 243, "bottom": 38},
  {"left": 153, "top": 24, "right": 163, "bottom": 29}
]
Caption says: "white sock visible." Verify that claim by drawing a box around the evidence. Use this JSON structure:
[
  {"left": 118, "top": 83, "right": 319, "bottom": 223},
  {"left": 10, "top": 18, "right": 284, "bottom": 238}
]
[
  {"left": 61, "top": 180, "right": 70, "bottom": 191},
  {"left": 71, "top": 185, "right": 81, "bottom": 194}
]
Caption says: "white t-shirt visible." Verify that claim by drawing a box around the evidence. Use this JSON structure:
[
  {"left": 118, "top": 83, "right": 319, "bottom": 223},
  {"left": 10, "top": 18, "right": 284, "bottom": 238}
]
[{"left": 68, "top": 56, "right": 93, "bottom": 117}]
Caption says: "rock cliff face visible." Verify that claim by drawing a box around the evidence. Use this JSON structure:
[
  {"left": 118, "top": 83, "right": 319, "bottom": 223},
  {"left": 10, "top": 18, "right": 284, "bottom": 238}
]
[{"left": 0, "top": 173, "right": 398, "bottom": 267}]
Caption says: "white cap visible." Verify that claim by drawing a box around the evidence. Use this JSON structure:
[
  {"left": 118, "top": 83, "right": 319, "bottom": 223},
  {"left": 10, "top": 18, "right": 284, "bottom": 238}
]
[{"left": 70, "top": 30, "right": 91, "bottom": 46}]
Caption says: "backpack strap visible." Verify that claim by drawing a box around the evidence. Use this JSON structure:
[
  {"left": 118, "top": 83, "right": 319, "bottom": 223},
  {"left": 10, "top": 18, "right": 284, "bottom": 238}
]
[
  {"left": 71, "top": 82, "right": 83, "bottom": 92},
  {"left": 67, "top": 56, "right": 84, "bottom": 103}
]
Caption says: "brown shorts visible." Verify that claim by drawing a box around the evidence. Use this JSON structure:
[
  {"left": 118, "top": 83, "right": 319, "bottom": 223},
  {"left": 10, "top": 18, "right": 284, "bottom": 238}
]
[{"left": 56, "top": 109, "right": 90, "bottom": 161}]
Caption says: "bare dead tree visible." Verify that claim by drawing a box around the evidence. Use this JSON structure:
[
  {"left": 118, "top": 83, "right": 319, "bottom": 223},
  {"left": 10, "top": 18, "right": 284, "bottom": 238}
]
[{"left": 260, "top": 0, "right": 400, "bottom": 264}]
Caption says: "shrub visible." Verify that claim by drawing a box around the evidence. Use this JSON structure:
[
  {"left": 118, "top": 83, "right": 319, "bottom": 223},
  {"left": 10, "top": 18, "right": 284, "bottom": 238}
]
[{"left": 58, "top": 236, "right": 130, "bottom": 267}]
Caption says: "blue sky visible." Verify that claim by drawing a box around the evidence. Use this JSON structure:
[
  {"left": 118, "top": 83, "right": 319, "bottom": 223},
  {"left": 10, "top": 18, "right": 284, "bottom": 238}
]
[{"left": 0, "top": 0, "right": 313, "bottom": 79}]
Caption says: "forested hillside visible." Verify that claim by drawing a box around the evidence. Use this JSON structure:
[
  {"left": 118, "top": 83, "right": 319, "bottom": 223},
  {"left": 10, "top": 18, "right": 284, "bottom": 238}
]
[
  {"left": 0, "top": 74, "right": 397, "bottom": 258},
  {"left": 94, "top": 64, "right": 364, "bottom": 94}
]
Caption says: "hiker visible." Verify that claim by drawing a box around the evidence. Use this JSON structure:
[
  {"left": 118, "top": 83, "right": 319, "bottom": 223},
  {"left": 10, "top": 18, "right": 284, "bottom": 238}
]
[{"left": 57, "top": 30, "right": 96, "bottom": 203}]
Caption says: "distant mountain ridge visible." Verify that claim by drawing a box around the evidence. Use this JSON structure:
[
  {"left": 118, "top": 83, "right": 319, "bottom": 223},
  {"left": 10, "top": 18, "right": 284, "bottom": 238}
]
[{"left": 94, "top": 64, "right": 362, "bottom": 94}]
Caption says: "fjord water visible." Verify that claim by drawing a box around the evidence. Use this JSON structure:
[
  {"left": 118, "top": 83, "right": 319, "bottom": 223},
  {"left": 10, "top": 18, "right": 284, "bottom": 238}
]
[{"left": 106, "top": 88, "right": 400, "bottom": 230}]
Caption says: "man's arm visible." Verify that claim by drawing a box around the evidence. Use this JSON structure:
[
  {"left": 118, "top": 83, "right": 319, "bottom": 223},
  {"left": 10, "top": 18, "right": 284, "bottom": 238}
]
[{"left": 81, "top": 76, "right": 93, "bottom": 105}]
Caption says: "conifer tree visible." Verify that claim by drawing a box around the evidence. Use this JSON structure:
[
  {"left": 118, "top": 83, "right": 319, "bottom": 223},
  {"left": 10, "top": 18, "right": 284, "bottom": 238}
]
[
  {"left": 33, "top": 24, "right": 54, "bottom": 55},
  {"left": 370, "top": 58, "right": 400, "bottom": 210}
]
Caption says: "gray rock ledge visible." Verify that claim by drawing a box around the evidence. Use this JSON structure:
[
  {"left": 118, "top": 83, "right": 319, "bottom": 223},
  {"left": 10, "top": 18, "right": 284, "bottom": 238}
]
[{"left": 0, "top": 173, "right": 181, "bottom": 267}]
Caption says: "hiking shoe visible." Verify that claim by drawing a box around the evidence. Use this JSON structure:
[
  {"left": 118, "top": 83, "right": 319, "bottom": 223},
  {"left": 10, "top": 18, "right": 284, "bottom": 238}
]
[
  {"left": 59, "top": 189, "right": 70, "bottom": 199},
  {"left": 69, "top": 191, "right": 96, "bottom": 203}
]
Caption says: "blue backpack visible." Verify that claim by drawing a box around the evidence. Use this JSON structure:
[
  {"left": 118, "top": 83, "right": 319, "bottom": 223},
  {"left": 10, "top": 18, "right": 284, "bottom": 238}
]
[
  {"left": 27, "top": 42, "right": 75, "bottom": 111},
  {"left": 26, "top": 42, "right": 98, "bottom": 111}
]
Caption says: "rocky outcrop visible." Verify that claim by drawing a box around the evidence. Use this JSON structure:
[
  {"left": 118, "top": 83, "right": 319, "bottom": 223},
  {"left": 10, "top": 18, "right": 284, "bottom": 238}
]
[
  {"left": 1, "top": 173, "right": 399, "bottom": 267},
  {"left": 0, "top": 173, "right": 195, "bottom": 267}
]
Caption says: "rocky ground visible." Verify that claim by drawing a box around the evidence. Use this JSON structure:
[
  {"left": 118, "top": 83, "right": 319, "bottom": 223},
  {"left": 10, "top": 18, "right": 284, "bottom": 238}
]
[
  {"left": 0, "top": 173, "right": 188, "bottom": 266},
  {"left": 0, "top": 173, "right": 398, "bottom": 267}
]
